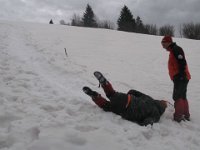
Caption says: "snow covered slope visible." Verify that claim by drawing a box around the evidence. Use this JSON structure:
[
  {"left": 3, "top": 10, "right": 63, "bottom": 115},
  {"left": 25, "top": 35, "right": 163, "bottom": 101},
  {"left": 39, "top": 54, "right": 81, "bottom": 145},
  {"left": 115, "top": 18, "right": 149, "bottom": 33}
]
[{"left": 0, "top": 21, "right": 200, "bottom": 150}]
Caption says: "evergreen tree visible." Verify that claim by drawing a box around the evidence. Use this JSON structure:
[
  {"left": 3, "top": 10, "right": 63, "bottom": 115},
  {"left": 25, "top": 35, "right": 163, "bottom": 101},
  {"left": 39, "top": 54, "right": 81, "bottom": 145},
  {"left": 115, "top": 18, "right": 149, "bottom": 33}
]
[
  {"left": 117, "top": 5, "right": 135, "bottom": 32},
  {"left": 82, "top": 4, "right": 97, "bottom": 27}
]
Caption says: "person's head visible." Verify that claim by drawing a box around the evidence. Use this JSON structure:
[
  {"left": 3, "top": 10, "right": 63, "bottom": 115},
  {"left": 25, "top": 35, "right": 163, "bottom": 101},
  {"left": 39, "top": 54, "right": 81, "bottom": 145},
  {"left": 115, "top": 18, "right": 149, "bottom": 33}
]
[
  {"left": 160, "top": 100, "right": 167, "bottom": 109},
  {"left": 161, "top": 35, "right": 173, "bottom": 50}
]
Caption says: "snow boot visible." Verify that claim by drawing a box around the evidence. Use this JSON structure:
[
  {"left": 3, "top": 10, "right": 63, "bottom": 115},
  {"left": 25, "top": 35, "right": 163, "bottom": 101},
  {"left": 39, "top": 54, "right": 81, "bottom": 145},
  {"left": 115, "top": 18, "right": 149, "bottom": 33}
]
[
  {"left": 174, "top": 99, "right": 185, "bottom": 122},
  {"left": 94, "top": 71, "right": 115, "bottom": 98},
  {"left": 82, "top": 86, "right": 108, "bottom": 108},
  {"left": 83, "top": 86, "right": 98, "bottom": 97},
  {"left": 183, "top": 99, "right": 190, "bottom": 121},
  {"left": 94, "top": 71, "right": 108, "bottom": 86}
]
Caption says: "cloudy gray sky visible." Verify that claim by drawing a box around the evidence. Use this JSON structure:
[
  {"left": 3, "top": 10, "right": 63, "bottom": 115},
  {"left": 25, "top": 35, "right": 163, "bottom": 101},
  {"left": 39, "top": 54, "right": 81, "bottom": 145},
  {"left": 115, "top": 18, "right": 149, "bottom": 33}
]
[{"left": 0, "top": 0, "right": 199, "bottom": 29}]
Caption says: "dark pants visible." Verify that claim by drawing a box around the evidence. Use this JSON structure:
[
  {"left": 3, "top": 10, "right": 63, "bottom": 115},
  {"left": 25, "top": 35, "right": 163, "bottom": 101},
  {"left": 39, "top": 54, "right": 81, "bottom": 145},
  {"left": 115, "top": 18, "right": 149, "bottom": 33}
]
[
  {"left": 92, "top": 82, "right": 128, "bottom": 114},
  {"left": 172, "top": 78, "right": 190, "bottom": 121},
  {"left": 173, "top": 78, "right": 189, "bottom": 100}
]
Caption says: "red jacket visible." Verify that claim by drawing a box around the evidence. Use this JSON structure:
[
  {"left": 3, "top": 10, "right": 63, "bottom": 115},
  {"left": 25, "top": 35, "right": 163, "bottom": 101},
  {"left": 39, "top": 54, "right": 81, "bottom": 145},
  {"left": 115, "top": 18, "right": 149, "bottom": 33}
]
[{"left": 167, "top": 43, "right": 191, "bottom": 80}]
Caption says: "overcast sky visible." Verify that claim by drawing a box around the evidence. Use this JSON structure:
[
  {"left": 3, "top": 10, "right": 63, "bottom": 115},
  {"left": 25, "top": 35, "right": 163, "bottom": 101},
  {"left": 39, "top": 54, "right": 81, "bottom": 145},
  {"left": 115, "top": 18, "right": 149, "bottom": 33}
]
[{"left": 0, "top": 0, "right": 199, "bottom": 29}]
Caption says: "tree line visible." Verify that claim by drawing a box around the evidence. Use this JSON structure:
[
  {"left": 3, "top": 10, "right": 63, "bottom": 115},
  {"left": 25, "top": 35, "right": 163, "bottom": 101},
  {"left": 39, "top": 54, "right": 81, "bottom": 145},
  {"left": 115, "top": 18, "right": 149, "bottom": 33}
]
[{"left": 59, "top": 4, "right": 200, "bottom": 40}]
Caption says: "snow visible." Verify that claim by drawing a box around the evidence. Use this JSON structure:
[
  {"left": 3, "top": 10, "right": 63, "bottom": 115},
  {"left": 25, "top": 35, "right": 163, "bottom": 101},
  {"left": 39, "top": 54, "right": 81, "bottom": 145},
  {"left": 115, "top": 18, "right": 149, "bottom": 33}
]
[{"left": 0, "top": 21, "right": 200, "bottom": 150}]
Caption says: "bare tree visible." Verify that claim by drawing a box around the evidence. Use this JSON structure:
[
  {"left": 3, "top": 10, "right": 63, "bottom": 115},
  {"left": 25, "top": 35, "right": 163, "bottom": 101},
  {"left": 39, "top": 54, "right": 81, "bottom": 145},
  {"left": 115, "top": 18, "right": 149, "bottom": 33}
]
[
  {"left": 179, "top": 24, "right": 183, "bottom": 38},
  {"left": 71, "top": 14, "right": 83, "bottom": 26},
  {"left": 98, "top": 20, "right": 115, "bottom": 29},
  {"left": 60, "top": 20, "right": 69, "bottom": 25},
  {"left": 144, "top": 24, "right": 158, "bottom": 35},
  {"left": 182, "top": 22, "right": 200, "bottom": 40},
  {"left": 159, "top": 25, "right": 174, "bottom": 36}
]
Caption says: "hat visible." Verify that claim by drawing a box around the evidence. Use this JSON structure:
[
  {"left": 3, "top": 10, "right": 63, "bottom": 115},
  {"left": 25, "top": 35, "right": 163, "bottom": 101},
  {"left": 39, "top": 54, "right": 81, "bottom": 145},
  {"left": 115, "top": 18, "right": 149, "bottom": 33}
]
[
  {"left": 160, "top": 100, "right": 167, "bottom": 109},
  {"left": 161, "top": 35, "right": 172, "bottom": 43}
]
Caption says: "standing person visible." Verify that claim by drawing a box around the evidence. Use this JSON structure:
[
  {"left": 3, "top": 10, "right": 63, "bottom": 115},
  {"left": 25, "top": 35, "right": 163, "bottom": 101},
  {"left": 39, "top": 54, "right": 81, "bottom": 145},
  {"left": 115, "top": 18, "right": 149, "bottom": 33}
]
[
  {"left": 161, "top": 35, "right": 191, "bottom": 122},
  {"left": 49, "top": 19, "right": 54, "bottom": 24},
  {"left": 83, "top": 71, "right": 167, "bottom": 126}
]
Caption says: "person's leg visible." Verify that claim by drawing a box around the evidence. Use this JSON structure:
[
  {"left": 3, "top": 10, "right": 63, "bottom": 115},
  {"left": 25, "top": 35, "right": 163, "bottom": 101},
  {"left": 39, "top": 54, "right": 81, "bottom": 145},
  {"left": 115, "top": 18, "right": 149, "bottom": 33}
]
[
  {"left": 94, "top": 71, "right": 115, "bottom": 98},
  {"left": 173, "top": 79, "right": 185, "bottom": 122},
  {"left": 101, "top": 82, "right": 116, "bottom": 98},
  {"left": 82, "top": 86, "right": 111, "bottom": 111},
  {"left": 183, "top": 99, "right": 190, "bottom": 120},
  {"left": 92, "top": 94, "right": 111, "bottom": 111},
  {"left": 182, "top": 80, "right": 190, "bottom": 120},
  {"left": 93, "top": 72, "right": 128, "bottom": 114},
  {"left": 174, "top": 99, "right": 184, "bottom": 122}
]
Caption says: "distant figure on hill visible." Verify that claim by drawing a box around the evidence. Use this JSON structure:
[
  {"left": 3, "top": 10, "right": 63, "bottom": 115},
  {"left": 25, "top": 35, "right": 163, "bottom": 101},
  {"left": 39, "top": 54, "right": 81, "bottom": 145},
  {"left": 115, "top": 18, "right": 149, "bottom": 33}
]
[
  {"left": 83, "top": 71, "right": 167, "bottom": 126},
  {"left": 161, "top": 35, "right": 191, "bottom": 122},
  {"left": 49, "top": 19, "right": 54, "bottom": 24}
]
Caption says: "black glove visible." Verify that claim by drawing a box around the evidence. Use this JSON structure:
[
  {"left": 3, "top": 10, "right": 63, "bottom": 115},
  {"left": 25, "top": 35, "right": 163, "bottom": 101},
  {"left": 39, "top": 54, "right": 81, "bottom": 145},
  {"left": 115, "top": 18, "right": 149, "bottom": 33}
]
[
  {"left": 174, "top": 72, "right": 186, "bottom": 81},
  {"left": 142, "top": 118, "right": 154, "bottom": 126},
  {"left": 127, "top": 90, "right": 144, "bottom": 97}
]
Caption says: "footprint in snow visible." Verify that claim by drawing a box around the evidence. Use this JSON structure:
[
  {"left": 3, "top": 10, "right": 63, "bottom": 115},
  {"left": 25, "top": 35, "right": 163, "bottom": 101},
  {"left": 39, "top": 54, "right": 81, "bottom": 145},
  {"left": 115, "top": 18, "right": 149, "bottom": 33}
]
[
  {"left": 65, "top": 134, "right": 87, "bottom": 146},
  {"left": 74, "top": 125, "right": 99, "bottom": 132}
]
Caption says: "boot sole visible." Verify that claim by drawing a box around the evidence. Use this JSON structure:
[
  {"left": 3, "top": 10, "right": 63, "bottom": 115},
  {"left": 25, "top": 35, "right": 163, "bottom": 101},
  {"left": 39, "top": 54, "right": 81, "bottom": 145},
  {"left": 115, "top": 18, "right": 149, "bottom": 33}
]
[{"left": 94, "top": 71, "right": 106, "bottom": 84}]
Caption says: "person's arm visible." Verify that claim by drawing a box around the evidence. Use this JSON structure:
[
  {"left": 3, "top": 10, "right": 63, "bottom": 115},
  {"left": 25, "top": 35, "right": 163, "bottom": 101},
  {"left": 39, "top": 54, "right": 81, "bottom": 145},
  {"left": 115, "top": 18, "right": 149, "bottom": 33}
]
[
  {"left": 140, "top": 115, "right": 160, "bottom": 126},
  {"left": 140, "top": 107, "right": 161, "bottom": 126},
  {"left": 101, "top": 101, "right": 112, "bottom": 112},
  {"left": 153, "top": 100, "right": 167, "bottom": 116},
  {"left": 172, "top": 45, "right": 186, "bottom": 75},
  {"left": 127, "top": 89, "right": 146, "bottom": 97},
  {"left": 127, "top": 89, "right": 154, "bottom": 100}
]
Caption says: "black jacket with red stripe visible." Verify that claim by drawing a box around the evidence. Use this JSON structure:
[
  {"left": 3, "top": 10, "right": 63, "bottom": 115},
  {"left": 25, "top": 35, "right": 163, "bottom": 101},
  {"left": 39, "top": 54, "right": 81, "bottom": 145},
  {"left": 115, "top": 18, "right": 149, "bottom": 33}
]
[
  {"left": 102, "top": 90, "right": 166, "bottom": 126},
  {"left": 167, "top": 43, "right": 191, "bottom": 80}
]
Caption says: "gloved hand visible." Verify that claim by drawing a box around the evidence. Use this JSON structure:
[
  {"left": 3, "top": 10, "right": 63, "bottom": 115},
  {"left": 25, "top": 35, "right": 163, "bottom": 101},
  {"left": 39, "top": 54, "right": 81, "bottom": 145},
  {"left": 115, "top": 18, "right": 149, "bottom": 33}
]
[
  {"left": 142, "top": 118, "right": 154, "bottom": 126},
  {"left": 127, "top": 90, "right": 143, "bottom": 97},
  {"left": 174, "top": 72, "right": 186, "bottom": 81},
  {"left": 127, "top": 90, "right": 135, "bottom": 95}
]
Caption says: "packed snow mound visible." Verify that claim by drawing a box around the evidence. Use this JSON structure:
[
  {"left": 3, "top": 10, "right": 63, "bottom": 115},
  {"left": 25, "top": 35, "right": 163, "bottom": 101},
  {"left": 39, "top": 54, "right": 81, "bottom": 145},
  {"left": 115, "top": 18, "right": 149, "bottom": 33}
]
[{"left": 0, "top": 21, "right": 200, "bottom": 150}]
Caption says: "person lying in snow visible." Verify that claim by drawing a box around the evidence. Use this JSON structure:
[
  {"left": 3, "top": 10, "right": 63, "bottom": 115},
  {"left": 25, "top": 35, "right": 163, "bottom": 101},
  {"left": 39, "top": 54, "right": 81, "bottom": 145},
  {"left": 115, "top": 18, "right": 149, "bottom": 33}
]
[{"left": 83, "top": 71, "right": 167, "bottom": 126}]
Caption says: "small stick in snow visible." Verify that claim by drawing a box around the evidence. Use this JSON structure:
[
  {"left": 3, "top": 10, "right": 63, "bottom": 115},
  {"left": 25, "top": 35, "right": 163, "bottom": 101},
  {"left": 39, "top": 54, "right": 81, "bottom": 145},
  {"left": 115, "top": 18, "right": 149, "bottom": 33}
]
[{"left": 64, "top": 48, "right": 68, "bottom": 57}]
